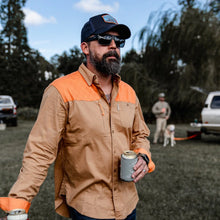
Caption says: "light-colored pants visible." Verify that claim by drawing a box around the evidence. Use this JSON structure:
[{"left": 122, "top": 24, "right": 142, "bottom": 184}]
[{"left": 153, "top": 118, "right": 167, "bottom": 143}]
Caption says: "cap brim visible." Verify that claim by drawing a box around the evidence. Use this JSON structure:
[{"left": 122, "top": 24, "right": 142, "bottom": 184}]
[
  {"left": 94, "top": 24, "right": 131, "bottom": 39},
  {"left": 110, "top": 24, "right": 131, "bottom": 39}
]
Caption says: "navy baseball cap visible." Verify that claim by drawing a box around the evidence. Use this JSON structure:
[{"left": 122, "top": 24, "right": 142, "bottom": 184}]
[{"left": 81, "top": 13, "right": 131, "bottom": 43}]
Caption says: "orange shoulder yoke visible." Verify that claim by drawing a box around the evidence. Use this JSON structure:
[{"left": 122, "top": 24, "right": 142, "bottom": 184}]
[
  {"left": 115, "top": 81, "right": 136, "bottom": 104},
  {"left": 51, "top": 71, "right": 100, "bottom": 103}
]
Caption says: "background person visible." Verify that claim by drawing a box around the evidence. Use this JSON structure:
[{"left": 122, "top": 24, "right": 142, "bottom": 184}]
[
  {"left": 152, "top": 92, "right": 171, "bottom": 144},
  {"left": 0, "top": 13, "right": 155, "bottom": 220}
]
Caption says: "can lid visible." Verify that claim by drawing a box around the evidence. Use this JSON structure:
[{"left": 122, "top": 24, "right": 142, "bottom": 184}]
[
  {"left": 8, "top": 209, "right": 26, "bottom": 215},
  {"left": 122, "top": 150, "right": 137, "bottom": 159}
]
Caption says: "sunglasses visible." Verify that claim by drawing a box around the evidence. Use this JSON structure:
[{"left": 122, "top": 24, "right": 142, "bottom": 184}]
[{"left": 86, "top": 34, "right": 125, "bottom": 48}]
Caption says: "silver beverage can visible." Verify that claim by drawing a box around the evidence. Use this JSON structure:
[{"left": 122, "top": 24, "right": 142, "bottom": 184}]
[
  {"left": 120, "top": 150, "right": 138, "bottom": 182},
  {"left": 7, "top": 209, "right": 28, "bottom": 220}
]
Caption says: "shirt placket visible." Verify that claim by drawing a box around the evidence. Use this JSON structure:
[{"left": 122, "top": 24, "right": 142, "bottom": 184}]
[
  {"left": 93, "top": 78, "right": 121, "bottom": 218},
  {"left": 110, "top": 82, "right": 121, "bottom": 218}
]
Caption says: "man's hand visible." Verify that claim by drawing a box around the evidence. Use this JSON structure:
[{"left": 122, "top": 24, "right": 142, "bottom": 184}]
[
  {"left": 0, "top": 217, "right": 7, "bottom": 220},
  {"left": 132, "top": 156, "right": 148, "bottom": 183},
  {"left": 161, "top": 108, "right": 166, "bottom": 113}
]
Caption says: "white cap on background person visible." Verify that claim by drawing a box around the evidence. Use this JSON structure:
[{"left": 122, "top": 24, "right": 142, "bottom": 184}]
[{"left": 158, "top": 93, "right": 165, "bottom": 98}]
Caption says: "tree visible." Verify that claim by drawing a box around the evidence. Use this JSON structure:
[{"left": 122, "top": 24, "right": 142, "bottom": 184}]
[
  {"left": 0, "top": 0, "right": 29, "bottom": 104},
  {"left": 0, "top": 0, "right": 56, "bottom": 107},
  {"left": 178, "top": 0, "right": 196, "bottom": 8},
  {"left": 124, "top": 0, "right": 220, "bottom": 122},
  {"left": 0, "top": 34, "right": 7, "bottom": 92},
  {"left": 0, "top": 0, "right": 28, "bottom": 57},
  {"left": 209, "top": 0, "right": 220, "bottom": 15},
  {"left": 51, "top": 46, "right": 85, "bottom": 76},
  {"left": 19, "top": 49, "right": 57, "bottom": 107}
]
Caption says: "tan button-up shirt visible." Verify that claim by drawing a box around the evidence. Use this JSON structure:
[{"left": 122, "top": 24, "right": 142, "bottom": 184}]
[{"left": 9, "top": 64, "right": 154, "bottom": 219}]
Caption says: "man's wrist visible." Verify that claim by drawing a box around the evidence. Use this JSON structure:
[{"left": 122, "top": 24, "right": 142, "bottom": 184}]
[{"left": 139, "top": 154, "right": 149, "bottom": 166}]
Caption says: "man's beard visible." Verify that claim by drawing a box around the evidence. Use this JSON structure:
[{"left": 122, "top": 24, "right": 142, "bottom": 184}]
[{"left": 89, "top": 50, "right": 121, "bottom": 77}]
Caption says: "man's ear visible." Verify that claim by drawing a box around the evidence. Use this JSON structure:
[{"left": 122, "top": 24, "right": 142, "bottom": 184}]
[{"left": 81, "top": 42, "right": 89, "bottom": 55}]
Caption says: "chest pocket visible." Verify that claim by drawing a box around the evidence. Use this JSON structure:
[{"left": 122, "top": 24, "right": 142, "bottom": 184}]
[
  {"left": 64, "top": 100, "right": 109, "bottom": 146},
  {"left": 117, "top": 102, "right": 135, "bottom": 129}
]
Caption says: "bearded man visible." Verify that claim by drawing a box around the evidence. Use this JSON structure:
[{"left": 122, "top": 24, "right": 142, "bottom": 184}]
[{"left": 0, "top": 13, "right": 155, "bottom": 220}]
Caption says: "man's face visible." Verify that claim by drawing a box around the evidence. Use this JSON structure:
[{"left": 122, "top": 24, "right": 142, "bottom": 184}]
[{"left": 87, "top": 31, "right": 121, "bottom": 77}]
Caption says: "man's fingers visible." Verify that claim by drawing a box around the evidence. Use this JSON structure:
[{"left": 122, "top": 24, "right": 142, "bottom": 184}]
[
  {"left": 133, "top": 165, "right": 148, "bottom": 183},
  {"left": 132, "top": 157, "right": 149, "bottom": 182}
]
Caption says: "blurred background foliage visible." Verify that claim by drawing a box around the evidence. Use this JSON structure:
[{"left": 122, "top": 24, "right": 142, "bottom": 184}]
[{"left": 0, "top": 0, "right": 220, "bottom": 122}]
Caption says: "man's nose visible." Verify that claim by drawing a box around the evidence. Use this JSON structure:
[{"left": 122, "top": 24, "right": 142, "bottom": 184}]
[{"left": 109, "top": 39, "right": 117, "bottom": 48}]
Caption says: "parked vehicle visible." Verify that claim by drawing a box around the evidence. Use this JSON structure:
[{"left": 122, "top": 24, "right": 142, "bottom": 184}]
[
  {"left": 191, "top": 91, "right": 220, "bottom": 135},
  {"left": 0, "top": 95, "right": 17, "bottom": 126}
]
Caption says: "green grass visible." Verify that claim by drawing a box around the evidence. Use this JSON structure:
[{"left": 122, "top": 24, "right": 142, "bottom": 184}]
[{"left": 0, "top": 121, "right": 219, "bottom": 220}]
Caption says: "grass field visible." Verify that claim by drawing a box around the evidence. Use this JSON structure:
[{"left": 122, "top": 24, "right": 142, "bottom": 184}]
[{"left": 0, "top": 120, "right": 219, "bottom": 220}]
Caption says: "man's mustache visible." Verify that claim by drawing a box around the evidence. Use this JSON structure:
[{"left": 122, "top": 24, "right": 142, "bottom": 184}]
[{"left": 103, "top": 51, "right": 120, "bottom": 61}]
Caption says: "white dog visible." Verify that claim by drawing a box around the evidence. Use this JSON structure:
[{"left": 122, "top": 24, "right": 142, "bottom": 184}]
[{"left": 163, "top": 124, "right": 176, "bottom": 147}]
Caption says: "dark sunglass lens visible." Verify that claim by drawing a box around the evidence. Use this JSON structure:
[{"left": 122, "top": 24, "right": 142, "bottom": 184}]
[
  {"left": 111, "top": 36, "right": 125, "bottom": 48},
  {"left": 98, "top": 35, "right": 125, "bottom": 48},
  {"left": 98, "top": 38, "right": 111, "bottom": 46},
  {"left": 116, "top": 39, "right": 125, "bottom": 48}
]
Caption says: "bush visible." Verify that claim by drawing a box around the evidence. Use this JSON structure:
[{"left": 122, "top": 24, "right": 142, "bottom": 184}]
[{"left": 17, "top": 107, "right": 39, "bottom": 120}]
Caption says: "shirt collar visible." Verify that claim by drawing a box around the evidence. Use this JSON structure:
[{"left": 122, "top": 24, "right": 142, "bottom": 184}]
[{"left": 78, "top": 63, "right": 121, "bottom": 86}]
